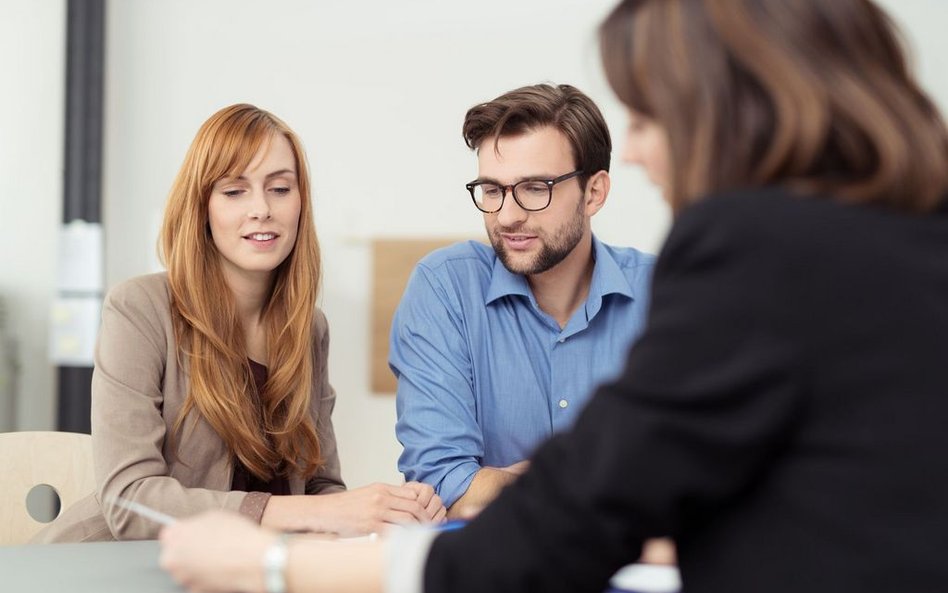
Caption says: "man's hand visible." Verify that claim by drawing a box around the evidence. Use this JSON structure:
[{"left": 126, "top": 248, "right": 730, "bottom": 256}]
[{"left": 639, "top": 538, "right": 677, "bottom": 565}]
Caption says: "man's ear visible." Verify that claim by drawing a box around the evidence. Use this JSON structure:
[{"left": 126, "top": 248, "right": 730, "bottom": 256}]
[{"left": 584, "top": 170, "right": 610, "bottom": 216}]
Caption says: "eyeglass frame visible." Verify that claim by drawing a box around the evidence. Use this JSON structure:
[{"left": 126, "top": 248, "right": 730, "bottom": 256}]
[{"left": 465, "top": 169, "right": 585, "bottom": 213}]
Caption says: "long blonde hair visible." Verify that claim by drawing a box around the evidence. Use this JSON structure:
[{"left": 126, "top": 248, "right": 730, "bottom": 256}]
[
  {"left": 159, "top": 104, "right": 322, "bottom": 480},
  {"left": 600, "top": 0, "right": 948, "bottom": 212}
]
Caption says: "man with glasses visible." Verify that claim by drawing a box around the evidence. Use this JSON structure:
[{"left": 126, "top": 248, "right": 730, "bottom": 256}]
[{"left": 392, "top": 84, "right": 655, "bottom": 518}]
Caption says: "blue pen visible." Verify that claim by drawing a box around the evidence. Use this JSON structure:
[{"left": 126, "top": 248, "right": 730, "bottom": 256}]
[{"left": 437, "top": 519, "right": 467, "bottom": 532}]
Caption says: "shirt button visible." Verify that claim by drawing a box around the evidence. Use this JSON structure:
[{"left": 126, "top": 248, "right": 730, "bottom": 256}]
[
  {"left": 558, "top": 399, "right": 569, "bottom": 409},
  {"left": 558, "top": 337, "right": 566, "bottom": 343}
]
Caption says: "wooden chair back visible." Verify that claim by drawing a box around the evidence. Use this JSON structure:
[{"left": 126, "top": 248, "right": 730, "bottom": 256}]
[{"left": 0, "top": 431, "right": 95, "bottom": 545}]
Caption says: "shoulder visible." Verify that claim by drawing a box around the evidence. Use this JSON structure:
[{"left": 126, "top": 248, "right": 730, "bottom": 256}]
[
  {"left": 655, "top": 187, "right": 834, "bottom": 295},
  {"left": 395, "top": 242, "right": 494, "bottom": 322},
  {"left": 97, "top": 273, "right": 172, "bottom": 358},
  {"left": 672, "top": 186, "right": 847, "bottom": 246},
  {"left": 415, "top": 240, "right": 494, "bottom": 275},
  {"left": 312, "top": 307, "right": 329, "bottom": 343},
  {"left": 103, "top": 272, "right": 171, "bottom": 317},
  {"left": 597, "top": 240, "right": 657, "bottom": 273},
  {"left": 407, "top": 241, "right": 495, "bottom": 300},
  {"left": 661, "top": 186, "right": 843, "bottom": 266},
  {"left": 307, "top": 307, "right": 331, "bottom": 372},
  {"left": 654, "top": 186, "right": 894, "bottom": 316}
]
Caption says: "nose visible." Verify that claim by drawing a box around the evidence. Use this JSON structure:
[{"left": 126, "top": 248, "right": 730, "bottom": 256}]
[
  {"left": 494, "top": 187, "right": 528, "bottom": 228},
  {"left": 247, "top": 189, "right": 272, "bottom": 221}
]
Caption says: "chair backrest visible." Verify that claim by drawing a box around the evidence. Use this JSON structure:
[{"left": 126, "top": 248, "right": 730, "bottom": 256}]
[{"left": 0, "top": 431, "right": 95, "bottom": 545}]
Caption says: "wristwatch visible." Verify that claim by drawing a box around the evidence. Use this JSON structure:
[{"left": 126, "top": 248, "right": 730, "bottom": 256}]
[{"left": 263, "top": 534, "right": 291, "bottom": 593}]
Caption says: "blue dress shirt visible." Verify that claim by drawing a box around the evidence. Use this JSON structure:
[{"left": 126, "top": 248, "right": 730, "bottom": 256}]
[{"left": 391, "top": 236, "right": 655, "bottom": 507}]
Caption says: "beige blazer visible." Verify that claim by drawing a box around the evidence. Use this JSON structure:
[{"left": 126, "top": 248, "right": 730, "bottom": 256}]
[{"left": 35, "top": 273, "right": 345, "bottom": 542}]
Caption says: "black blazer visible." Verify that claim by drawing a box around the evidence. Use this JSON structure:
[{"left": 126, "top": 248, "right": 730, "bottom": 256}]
[{"left": 425, "top": 187, "right": 948, "bottom": 593}]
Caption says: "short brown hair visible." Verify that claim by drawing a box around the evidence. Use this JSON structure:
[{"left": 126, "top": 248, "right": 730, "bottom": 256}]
[
  {"left": 600, "top": 0, "right": 948, "bottom": 212},
  {"left": 462, "top": 84, "right": 612, "bottom": 185}
]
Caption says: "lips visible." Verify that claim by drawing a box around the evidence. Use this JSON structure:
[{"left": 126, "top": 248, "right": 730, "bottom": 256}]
[
  {"left": 241, "top": 231, "right": 281, "bottom": 251},
  {"left": 500, "top": 232, "right": 537, "bottom": 250},
  {"left": 243, "top": 232, "right": 279, "bottom": 241}
]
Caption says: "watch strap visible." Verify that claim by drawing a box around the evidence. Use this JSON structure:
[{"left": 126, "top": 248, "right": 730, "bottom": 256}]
[{"left": 263, "top": 533, "right": 291, "bottom": 593}]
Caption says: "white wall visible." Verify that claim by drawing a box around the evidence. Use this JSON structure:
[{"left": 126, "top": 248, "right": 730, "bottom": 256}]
[
  {"left": 4, "top": 0, "right": 947, "bottom": 487},
  {"left": 0, "top": 0, "right": 65, "bottom": 431},
  {"left": 877, "top": 0, "right": 948, "bottom": 112}
]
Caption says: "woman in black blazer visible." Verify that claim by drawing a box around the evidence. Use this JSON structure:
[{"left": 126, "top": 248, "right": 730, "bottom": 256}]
[{"left": 160, "top": 1, "right": 948, "bottom": 592}]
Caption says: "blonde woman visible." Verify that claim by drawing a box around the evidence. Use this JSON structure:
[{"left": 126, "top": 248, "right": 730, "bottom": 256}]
[{"left": 38, "top": 104, "right": 444, "bottom": 543}]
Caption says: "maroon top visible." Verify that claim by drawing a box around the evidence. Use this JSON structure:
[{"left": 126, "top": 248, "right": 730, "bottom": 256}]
[{"left": 230, "top": 359, "right": 291, "bottom": 495}]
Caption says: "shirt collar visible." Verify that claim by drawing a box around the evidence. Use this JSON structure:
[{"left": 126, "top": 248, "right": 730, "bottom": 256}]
[
  {"left": 484, "top": 235, "right": 636, "bottom": 306},
  {"left": 588, "top": 235, "right": 636, "bottom": 301},
  {"left": 485, "top": 252, "right": 533, "bottom": 305}
]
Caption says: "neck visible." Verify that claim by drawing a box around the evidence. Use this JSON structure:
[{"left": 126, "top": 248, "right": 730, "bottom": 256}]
[
  {"left": 222, "top": 266, "right": 273, "bottom": 362},
  {"left": 527, "top": 233, "right": 595, "bottom": 329}
]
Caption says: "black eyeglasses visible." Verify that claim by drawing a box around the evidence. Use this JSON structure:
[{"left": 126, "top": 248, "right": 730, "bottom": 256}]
[{"left": 465, "top": 169, "right": 584, "bottom": 213}]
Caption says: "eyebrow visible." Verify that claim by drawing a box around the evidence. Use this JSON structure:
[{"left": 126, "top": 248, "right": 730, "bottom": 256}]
[
  {"left": 473, "top": 174, "right": 558, "bottom": 185},
  {"left": 230, "top": 168, "right": 297, "bottom": 182}
]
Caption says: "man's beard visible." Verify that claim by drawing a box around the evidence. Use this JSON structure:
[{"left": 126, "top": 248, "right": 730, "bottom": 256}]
[{"left": 489, "top": 199, "right": 586, "bottom": 276}]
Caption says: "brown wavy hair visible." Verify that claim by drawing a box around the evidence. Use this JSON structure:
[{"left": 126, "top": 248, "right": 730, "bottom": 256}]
[
  {"left": 462, "top": 83, "right": 612, "bottom": 189},
  {"left": 159, "top": 104, "right": 322, "bottom": 480},
  {"left": 600, "top": 0, "right": 948, "bottom": 212}
]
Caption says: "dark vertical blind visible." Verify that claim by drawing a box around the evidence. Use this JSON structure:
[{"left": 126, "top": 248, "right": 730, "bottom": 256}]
[{"left": 58, "top": 0, "right": 105, "bottom": 434}]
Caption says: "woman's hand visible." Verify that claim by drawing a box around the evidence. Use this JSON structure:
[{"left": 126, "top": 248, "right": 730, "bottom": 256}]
[
  {"left": 403, "top": 481, "right": 447, "bottom": 523},
  {"left": 264, "top": 482, "right": 445, "bottom": 536},
  {"left": 160, "top": 511, "right": 276, "bottom": 593},
  {"left": 311, "top": 482, "right": 446, "bottom": 535}
]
